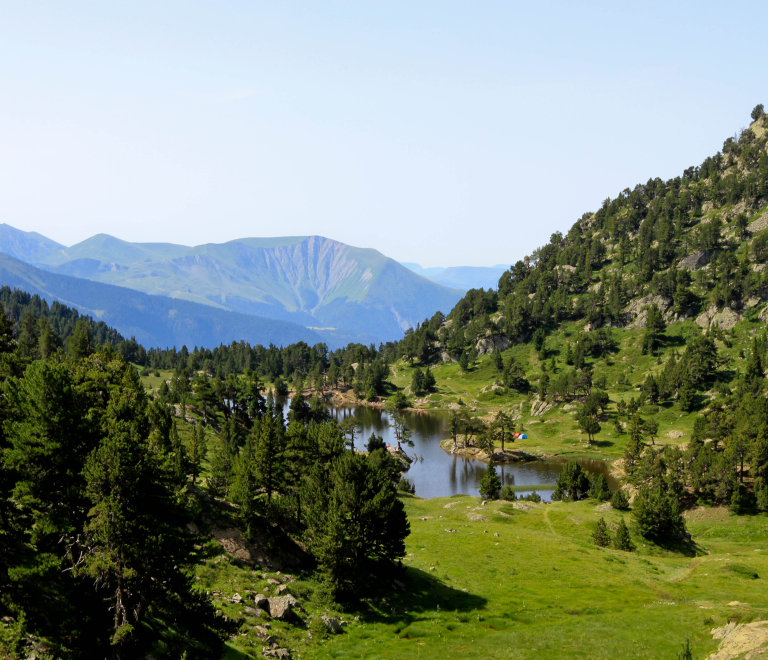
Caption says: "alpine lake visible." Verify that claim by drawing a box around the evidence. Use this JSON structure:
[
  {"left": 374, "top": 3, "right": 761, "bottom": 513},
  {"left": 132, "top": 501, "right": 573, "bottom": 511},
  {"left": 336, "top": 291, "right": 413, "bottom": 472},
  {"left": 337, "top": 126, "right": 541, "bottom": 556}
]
[{"left": 278, "top": 399, "right": 618, "bottom": 500}]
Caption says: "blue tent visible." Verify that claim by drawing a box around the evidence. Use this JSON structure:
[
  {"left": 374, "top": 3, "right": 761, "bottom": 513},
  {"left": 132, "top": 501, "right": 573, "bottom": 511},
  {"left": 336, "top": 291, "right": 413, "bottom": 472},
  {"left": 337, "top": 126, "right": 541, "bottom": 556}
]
[{"left": 520, "top": 434, "right": 528, "bottom": 439}]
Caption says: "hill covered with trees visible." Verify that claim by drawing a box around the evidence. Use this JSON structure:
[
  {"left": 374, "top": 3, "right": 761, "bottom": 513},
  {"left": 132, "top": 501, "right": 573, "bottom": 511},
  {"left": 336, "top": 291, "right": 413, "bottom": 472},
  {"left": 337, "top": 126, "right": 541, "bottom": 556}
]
[{"left": 391, "top": 105, "right": 768, "bottom": 515}]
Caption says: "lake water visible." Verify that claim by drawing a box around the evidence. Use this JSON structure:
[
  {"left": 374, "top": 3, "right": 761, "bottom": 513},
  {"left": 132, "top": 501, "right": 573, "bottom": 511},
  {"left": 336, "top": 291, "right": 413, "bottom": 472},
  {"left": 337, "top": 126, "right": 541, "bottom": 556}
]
[{"left": 277, "top": 399, "right": 618, "bottom": 501}]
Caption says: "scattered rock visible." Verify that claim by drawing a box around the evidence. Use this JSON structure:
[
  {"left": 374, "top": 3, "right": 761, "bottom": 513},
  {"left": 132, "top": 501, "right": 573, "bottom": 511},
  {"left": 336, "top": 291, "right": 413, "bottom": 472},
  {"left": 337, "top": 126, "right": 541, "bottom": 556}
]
[
  {"left": 231, "top": 593, "right": 243, "bottom": 603},
  {"left": 444, "top": 529, "right": 457, "bottom": 533},
  {"left": 267, "top": 596, "right": 295, "bottom": 620},
  {"left": 512, "top": 502, "right": 541, "bottom": 511},
  {"left": 244, "top": 607, "right": 265, "bottom": 618},
  {"left": 254, "top": 594, "right": 269, "bottom": 609},
  {"left": 262, "top": 649, "right": 291, "bottom": 659},
  {"left": 267, "top": 578, "right": 282, "bottom": 585},
  {"left": 277, "top": 584, "right": 290, "bottom": 594},
  {"left": 443, "top": 501, "right": 461, "bottom": 509},
  {"left": 494, "top": 533, "right": 500, "bottom": 537},
  {"left": 677, "top": 250, "right": 711, "bottom": 271},
  {"left": 594, "top": 502, "right": 612, "bottom": 512},
  {"left": 666, "top": 430, "right": 685, "bottom": 439},
  {"left": 212, "top": 527, "right": 258, "bottom": 564},
  {"left": 467, "top": 513, "right": 489, "bottom": 522},
  {"left": 323, "top": 617, "right": 342, "bottom": 634}
]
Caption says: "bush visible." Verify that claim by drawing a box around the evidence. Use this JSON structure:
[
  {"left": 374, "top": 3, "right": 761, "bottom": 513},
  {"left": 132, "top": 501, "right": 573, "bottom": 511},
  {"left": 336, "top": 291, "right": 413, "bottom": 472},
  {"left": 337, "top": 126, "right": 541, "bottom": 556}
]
[
  {"left": 589, "top": 474, "right": 611, "bottom": 501},
  {"left": 519, "top": 491, "right": 541, "bottom": 503},
  {"left": 633, "top": 484, "right": 686, "bottom": 540},
  {"left": 592, "top": 517, "right": 612, "bottom": 547},
  {"left": 479, "top": 462, "right": 501, "bottom": 500},
  {"left": 274, "top": 376, "right": 289, "bottom": 396},
  {"left": 611, "top": 489, "right": 629, "bottom": 509},
  {"left": 552, "top": 461, "right": 589, "bottom": 501},
  {"left": 153, "top": 370, "right": 160, "bottom": 377},
  {"left": 397, "top": 477, "right": 416, "bottom": 495},
  {"left": 500, "top": 485, "right": 517, "bottom": 501},
  {"left": 613, "top": 517, "right": 634, "bottom": 552}
]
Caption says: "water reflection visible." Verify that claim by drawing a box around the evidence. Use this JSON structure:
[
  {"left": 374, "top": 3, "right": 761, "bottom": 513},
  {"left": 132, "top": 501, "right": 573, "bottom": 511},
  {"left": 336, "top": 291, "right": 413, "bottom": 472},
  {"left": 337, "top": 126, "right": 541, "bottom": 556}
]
[{"left": 277, "top": 399, "right": 618, "bottom": 501}]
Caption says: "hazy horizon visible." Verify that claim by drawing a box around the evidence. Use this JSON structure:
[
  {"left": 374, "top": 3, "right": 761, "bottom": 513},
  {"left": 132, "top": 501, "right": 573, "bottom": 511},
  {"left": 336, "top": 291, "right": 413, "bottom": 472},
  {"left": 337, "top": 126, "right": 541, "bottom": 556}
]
[{"left": 1, "top": 2, "right": 766, "bottom": 266}]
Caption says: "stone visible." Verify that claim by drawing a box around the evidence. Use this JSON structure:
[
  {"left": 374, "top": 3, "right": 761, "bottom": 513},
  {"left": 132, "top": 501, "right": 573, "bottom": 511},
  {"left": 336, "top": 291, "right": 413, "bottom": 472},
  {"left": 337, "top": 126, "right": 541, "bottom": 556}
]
[
  {"left": 677, "top": 249, "right": 711, "bottom": 271},
  {"left": 267, "top": 578, "right": 281, "bottom": 585},
  {"left": 277, "top": 584, "right": 289, "bottom": 594},
  {"left": 267, "top": 596, "right": 294, "bottom": 620},
  {"left": 494, "top": 533, "right": 500, "bottom": 537},
  {"left": 530, "top": 398, "right": 554, "bottom": 417},
  {"left": 475, "top": 334, "right": 512, "bottom": 356},
  {"left": 262, "top": 649, "right": 291, "bottom": 659},
  {"left": 624, "top": 294, "right": 672, "bottom": 328},
  {"left": 748, "top": 213, "right": 768, "bottom": 234},
  {"left": 697, "top": 306, "right": 741, "bottom": 330},
  {"left": 666, "top": 430, "right": 684, "bottom": 439},
  {"left": 254, "top": 594, "right": 269, "bottom": 609},
  {"left": 244, "top": 607, "right": 264, "bottom": 618},
  {"left": 323, "top": 617, "right": 342, "bottom": 634},
  {"left": 231, "top": 593, "right": 242, "bottom": 603}
]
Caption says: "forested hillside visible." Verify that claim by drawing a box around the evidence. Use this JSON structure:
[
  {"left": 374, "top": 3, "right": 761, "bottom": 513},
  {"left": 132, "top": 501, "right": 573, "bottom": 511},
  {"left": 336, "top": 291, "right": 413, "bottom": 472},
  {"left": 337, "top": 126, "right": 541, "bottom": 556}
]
[{"left": 393, "top": 105, "right": 768, "bottom": 516}]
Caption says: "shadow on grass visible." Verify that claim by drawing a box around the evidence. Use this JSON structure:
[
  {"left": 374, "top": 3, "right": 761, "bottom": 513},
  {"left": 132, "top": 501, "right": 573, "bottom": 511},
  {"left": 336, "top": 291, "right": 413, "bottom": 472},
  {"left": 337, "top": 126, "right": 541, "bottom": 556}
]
[
  {"left": 651, "top": 536, "right": 702, "bottom": 558},
  {"left": 345, "top": 567, "right": 487, "bottom": 626},
  {"left": 590, "top": 439, "right": 614, "bottom": 448}
]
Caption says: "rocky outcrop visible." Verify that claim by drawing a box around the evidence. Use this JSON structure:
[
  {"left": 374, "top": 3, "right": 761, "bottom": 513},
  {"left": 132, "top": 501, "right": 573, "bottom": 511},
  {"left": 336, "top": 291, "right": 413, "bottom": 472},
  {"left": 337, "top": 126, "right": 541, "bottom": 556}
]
[
  {"left": 475, "top": 334, "right": 511, "bottom": 355},
  {"left": 623, "top": 294, "right": 672, "bottom": 328},
  {"left": 748, "top": 213, "right": 768, "bottom": 234},
  {"left": 677, "top": 250, "right": 711, "bottom": 270},
  {"left": 530, "top": 398, "right": 554, "bottom": 417},
  {"left": 696, "top": 305, "right": 741, "bottom": 330},
  {"left": 705, "top": 620, "right": 768, "bottom": 660}
]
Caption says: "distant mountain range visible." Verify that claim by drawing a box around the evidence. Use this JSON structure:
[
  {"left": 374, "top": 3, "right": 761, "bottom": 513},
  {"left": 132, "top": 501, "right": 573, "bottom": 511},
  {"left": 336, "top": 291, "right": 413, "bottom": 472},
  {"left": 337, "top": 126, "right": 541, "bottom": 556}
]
[
  {"left": 401, "top": 262, "right": 507, "bottom": 290},
  {"left": 0, "top": 225, "right": 465, "bottom": 347},
  {"left": 0, "top": 253, "right": 322, "bottom": 349}
]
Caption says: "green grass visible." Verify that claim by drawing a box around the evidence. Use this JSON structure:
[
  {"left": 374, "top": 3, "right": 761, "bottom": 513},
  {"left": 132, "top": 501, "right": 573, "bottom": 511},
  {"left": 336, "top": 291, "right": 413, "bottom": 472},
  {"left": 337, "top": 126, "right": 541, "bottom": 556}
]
[
  {"left": 303, "top": 496, "right": 768, "bottom": 660},
  {"left": 202, "top": 494, "right": 768, "bottom": 659},
  {"left": 389, "top": 315, "right": 765, "bottom": 462}
]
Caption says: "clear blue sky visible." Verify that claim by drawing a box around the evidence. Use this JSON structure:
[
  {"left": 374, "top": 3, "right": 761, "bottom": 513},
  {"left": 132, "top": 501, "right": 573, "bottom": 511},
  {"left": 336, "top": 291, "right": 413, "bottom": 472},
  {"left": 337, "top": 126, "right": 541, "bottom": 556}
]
[{"left": 0, "top": 2, "right": 765, "bottom": 267}]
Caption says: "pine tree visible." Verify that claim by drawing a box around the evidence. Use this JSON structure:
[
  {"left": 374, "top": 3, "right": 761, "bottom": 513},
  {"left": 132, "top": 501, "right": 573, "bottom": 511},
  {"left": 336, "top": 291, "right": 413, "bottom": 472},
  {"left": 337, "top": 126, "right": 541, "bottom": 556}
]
[
  {"left": 479, "top": 461, "right": 501, "bottom": 500},
  {"left": 188, "top": 423, "right": 207, "bottom": 485},
  {"left": 592, "top": 517, "right": 611, "bottom": 547},
  {"left": 613, "top": 517, "right": 634, "bottom": 551},
  {"left": 611, "top": 489, "right": 629, "bottom": 509},
  {"left": 252, "top": 406, "right": 285, "bottom": 501},
  {"left": 67, "top": 320, "right": 93, "bottom": 359}
]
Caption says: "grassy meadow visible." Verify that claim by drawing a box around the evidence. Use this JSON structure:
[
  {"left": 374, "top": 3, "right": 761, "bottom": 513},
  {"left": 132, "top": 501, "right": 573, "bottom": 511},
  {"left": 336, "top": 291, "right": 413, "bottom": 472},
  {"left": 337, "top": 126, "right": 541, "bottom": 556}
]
[{"left": 204, "top": 492, "right": 767, "bottom": 660}]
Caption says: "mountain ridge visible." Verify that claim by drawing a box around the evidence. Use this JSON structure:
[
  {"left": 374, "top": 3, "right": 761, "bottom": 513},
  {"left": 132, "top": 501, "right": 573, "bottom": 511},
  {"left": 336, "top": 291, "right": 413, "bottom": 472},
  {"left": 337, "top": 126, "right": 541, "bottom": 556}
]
[
  {"left": 0, "top": 228, "right": 464, "bottom": 344},
  {"left": 0, "top": 253, "right": 323, "bottom": 349}
]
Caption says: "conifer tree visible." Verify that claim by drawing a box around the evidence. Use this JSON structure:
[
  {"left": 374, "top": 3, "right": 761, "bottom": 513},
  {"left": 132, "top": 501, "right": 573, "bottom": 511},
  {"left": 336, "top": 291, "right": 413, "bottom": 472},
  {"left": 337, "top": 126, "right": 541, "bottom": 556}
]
[
  {"left": 592, "top": 517, "right": 611, "bottom": 547},
  {"left": 611, "top": 489, "right": 629, "bottom": 509},
  {"left": 479, "top": 461, "right": 501, "bottom": 500},
  {"left": 613, "top": 517, "right": 634, "bottom": 551}
]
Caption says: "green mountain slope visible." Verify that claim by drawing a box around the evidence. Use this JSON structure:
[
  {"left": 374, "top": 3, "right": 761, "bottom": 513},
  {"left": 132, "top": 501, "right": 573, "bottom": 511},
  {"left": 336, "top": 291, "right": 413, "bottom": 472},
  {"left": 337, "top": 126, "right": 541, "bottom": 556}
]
[
  {"left": 391, "top": 107, "right": 768, "bottom": 508},
  {"left": 0, "top": 230, "right": 464, "bottom": 343},
  {"left": 0, "top": 253, "right": 323, "bottom": 349}
]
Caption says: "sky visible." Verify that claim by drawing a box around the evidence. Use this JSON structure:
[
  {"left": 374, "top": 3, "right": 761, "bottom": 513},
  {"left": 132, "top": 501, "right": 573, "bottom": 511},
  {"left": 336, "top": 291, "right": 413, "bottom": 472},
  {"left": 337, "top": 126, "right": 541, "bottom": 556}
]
[{"left": 0, "top": 2, "right": 766, "bottom": 267}]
